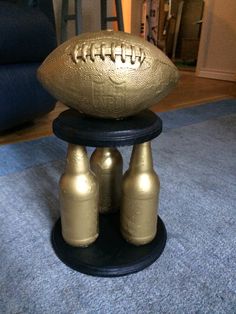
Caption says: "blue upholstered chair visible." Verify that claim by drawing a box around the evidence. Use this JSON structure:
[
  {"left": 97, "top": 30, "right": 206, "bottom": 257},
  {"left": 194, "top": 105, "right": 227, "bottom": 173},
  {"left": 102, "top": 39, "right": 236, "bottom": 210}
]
[{"left": 0, "top": 0, "right": 57, "bottom": 132}]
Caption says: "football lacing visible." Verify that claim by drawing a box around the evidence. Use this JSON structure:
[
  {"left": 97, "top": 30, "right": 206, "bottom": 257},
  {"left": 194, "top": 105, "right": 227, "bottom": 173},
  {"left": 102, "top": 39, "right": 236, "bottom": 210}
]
[{"left": 72, "top": 42, "right": 146, "bottom": 64}]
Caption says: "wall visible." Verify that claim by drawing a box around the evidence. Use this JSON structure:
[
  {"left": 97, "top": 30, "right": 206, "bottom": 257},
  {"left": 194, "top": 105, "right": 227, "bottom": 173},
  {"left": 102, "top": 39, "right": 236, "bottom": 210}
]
[
  {"left": 130, "top": 0, "right": 142, "bottom": 35},
  {"left": 121, "top": 0, "right": 132, "bottom": 33},
  {"left": 196, "top": 0, "right": 236, "bottom": 81}
]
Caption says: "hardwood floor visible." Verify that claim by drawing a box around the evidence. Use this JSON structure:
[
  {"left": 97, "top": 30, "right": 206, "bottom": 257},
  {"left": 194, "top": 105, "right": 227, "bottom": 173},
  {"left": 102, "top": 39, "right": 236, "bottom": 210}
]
[
  {"left": 151, "top": 71, "right": 236, "bottom": 112},
  {"left": 0, "top": 71, "right": 235, "bottom": 145}
]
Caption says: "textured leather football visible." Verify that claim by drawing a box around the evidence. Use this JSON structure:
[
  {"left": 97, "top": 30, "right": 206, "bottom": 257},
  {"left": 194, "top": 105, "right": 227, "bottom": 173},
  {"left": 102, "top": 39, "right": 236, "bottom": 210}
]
[{"left": 37, "top": 30, "right": 179, "bottom": 119}]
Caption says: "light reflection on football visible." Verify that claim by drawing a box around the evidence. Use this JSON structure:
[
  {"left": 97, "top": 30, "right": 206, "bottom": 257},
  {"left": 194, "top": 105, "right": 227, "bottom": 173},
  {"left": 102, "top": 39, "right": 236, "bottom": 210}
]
[{"left": 37, "top": 30, "right": 179, "bottom": 119}]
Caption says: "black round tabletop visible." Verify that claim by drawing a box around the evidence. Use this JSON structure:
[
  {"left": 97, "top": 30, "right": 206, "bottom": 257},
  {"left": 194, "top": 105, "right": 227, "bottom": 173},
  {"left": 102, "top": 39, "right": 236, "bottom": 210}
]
[{"left": 53, "top": 109, "right": 162, "bottom": 147}]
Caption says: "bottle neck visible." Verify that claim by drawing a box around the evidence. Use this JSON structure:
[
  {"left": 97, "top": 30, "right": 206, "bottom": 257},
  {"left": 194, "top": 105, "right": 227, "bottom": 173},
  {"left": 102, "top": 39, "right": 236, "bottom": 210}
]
[
  {"left": 66, "top": 144, "right": 89, "bottom": 174},
  {"left": 129, "top": 142, "right": 153, "bottom": 173},
  {"left": 96, "top": 147, "right": 117, "bottom": 156}
]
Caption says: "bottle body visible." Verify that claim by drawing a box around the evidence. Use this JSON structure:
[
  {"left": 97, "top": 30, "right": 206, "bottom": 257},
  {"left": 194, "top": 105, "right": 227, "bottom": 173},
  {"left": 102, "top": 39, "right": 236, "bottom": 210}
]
[
  {"left": 120, "top": 141, "right": 160, "bottom": 246},
  {"left": 59, "top": 144, "right": 99, "bottom": 247},
  {"left": 90, "top": 147, "right": 123, "bottom": 214}
]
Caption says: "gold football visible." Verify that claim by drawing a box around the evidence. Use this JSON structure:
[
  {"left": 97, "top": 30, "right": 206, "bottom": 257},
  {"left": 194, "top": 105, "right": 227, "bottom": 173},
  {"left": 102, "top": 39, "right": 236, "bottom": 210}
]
[{"left": 37, "top": 30, "right": 179, "bottom": 119}]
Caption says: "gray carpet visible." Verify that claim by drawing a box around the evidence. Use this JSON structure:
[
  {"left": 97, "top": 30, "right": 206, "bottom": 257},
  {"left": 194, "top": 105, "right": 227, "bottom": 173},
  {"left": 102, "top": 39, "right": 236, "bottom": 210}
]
[{"left": 0, "top": 99, "right": 235, "bottom": 314}]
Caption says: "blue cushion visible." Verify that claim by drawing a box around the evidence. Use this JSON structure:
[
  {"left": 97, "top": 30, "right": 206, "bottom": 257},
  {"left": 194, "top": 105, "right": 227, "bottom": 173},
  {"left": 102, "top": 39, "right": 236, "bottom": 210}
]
[
  {"left": 0, "top": 2, "right": 56, "bottom": 64},
  {"left": 0, "top": 63, "right": 55, "bottom": 131}
]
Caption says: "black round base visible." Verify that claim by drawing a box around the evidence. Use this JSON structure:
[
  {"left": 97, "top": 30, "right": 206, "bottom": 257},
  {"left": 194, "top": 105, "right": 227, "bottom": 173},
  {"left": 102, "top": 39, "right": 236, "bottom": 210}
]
[
  {"left": 53, "top": 109, "right": 162, "bottom": 147},
  {"left": 51, "top": 214, "right": 167, "bottom": 277}
]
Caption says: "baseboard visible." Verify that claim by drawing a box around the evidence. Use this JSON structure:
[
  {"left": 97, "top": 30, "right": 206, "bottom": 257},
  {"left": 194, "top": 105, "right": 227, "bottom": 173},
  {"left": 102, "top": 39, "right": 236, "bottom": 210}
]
[{"left": 196, "top": 68, "right": 236, "bottom": 82}]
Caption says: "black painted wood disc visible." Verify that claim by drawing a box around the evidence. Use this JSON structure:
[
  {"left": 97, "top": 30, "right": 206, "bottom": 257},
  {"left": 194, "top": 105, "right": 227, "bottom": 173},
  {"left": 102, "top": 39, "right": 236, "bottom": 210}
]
[
  {"left": 51, "top": 214, "right": 167, "bottom": 277},
  {"left": 53, "top": 109, "right": 162, "bottom": 147}
]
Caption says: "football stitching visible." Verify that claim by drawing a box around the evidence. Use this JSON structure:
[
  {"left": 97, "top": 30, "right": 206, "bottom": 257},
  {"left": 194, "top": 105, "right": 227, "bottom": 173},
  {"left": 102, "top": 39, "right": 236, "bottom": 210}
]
[{"left": 72, "top": 42, "right": 146, "bottom": 65}]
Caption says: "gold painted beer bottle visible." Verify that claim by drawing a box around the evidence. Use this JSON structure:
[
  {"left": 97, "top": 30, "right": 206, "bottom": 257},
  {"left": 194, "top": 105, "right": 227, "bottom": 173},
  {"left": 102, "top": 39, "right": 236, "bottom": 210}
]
[
  {"left": 59, "top": 144, "right": 99, "bottom": 247},
  {"left": 120, "top": 141, "right": 160, "bottom": 246},
  {"left": 90, "top": 147, "right": 123, "bottom": 214}
]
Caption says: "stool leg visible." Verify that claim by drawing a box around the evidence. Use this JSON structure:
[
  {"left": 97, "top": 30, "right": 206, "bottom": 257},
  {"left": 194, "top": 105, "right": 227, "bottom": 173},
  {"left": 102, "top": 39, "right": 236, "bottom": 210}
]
[
  {"left": 61, "top": 0, "right": 69, "bottom": 43},
  {"left": 100, "top": 0, "right": 107, "bottom": 30},
  {"left": 75, "top": 0, "right": 82, "bottom": 35},
  {"left": 90, "top": 147, "right": 123, "bottom": 214},
  {"left": 59, "top": 144, "right": 99, "bottom": 247},
  {"left": 115, "top": 0, "right": 124, "bottom": 31},
  {"left": 120, "top": 141, "right": 160, "bottom": 246}
]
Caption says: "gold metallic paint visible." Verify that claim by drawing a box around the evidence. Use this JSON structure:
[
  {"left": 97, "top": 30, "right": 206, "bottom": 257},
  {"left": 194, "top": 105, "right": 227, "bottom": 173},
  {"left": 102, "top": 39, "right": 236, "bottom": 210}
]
[
  {"left": 90, "top": 147, "right": 123, "bottom": 214},
  {"left": 37, "top": 30, "right": 179, "bottom": 119},
  {"left": 59, "top": 144, "right": 99, "bottom": 247},
  {"left": 120, "top": 141, "right": 160, "bottom": 246}
]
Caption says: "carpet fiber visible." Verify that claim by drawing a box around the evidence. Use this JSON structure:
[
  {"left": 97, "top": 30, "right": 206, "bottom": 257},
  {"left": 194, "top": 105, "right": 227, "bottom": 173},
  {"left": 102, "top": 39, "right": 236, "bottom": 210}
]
[{"left": 0, "top": 99, "right": 235, "bottom": 313}]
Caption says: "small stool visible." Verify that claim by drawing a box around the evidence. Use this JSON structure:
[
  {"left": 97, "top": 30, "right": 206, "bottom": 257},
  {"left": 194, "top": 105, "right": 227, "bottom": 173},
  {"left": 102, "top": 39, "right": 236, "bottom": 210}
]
[
  {"left": 61, "top": 0, "right": 82, "bottom": 43},
  {"left": 60, "top": 0, "right": 124, "bottom": 43},
  {"left": 100, "top": 0, "right": 124, "bottom": 31},
  {"left": 52, "top": 109, "right": 167, "bottom": 277}
]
